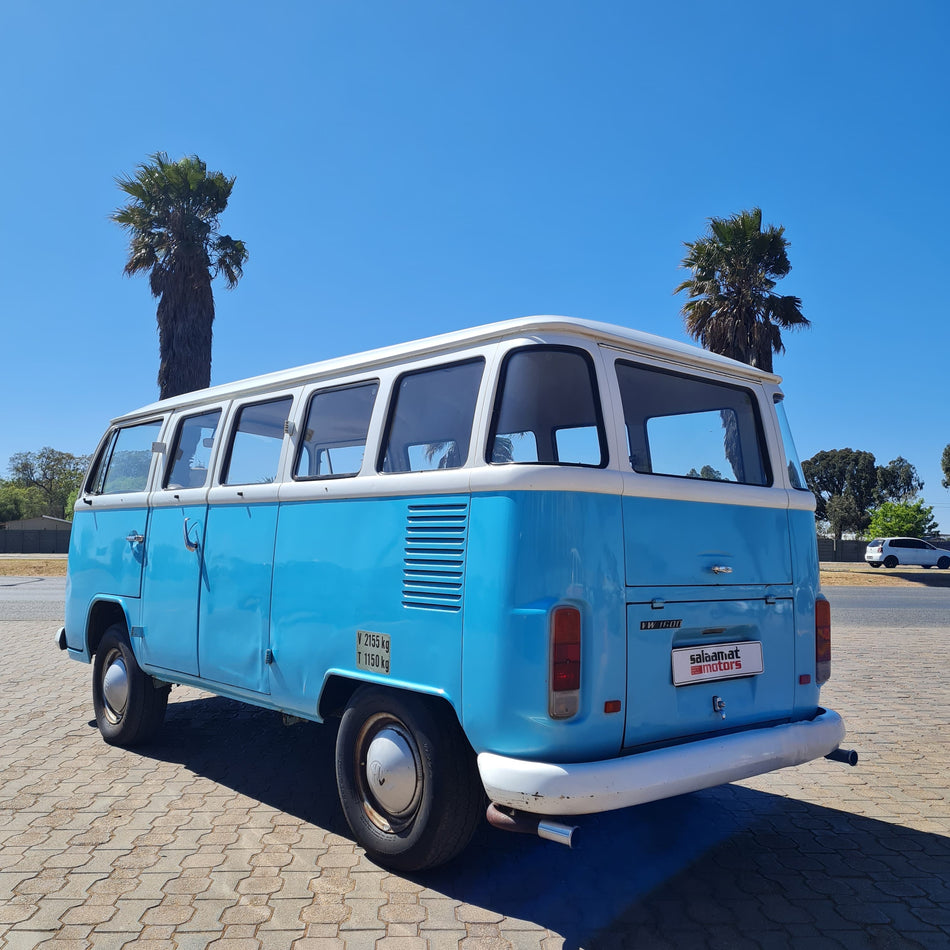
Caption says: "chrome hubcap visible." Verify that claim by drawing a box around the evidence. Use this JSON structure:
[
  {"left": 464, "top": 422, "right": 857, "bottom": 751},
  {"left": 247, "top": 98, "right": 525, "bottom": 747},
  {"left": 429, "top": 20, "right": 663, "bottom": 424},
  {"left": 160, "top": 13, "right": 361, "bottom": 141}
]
[
  {"left": 102, "top": 651, "right": 129, "bottom": 723},
  {"left": 365, "top": 726, "right": 419, "bottom": 816},
  {"left": 356, "top": 715, "right": 423, "bottom": 833}
]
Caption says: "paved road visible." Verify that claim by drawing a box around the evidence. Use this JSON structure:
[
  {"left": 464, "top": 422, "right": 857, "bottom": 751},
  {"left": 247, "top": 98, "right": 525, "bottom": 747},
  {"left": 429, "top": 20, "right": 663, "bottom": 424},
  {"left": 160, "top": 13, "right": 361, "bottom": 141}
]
[
  {"left": 0, "top": 582, "right": 948, "bottom": 949},
  {"left": 0, "top": 577, "right": 65, "bottom": 622},
  {"left": 829, "top": 585, "right": 950, "bottom": 628}
]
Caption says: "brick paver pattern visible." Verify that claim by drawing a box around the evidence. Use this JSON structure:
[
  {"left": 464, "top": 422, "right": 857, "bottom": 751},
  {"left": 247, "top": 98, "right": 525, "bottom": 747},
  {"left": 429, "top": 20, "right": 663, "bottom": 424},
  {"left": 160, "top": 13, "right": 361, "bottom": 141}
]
[{"left": 0, "top": 614, "right": 948, "bottom": 949}]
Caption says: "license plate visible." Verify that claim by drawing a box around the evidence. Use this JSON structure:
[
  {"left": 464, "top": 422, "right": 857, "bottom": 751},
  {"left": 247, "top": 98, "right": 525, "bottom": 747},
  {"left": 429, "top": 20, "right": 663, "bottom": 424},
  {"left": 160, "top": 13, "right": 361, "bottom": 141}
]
[
  {"left": 356, "top": 629, "right": 391, "bottom": 675},
  {"left": 671, "top": 641, "right": 763, "bottom": 686}
]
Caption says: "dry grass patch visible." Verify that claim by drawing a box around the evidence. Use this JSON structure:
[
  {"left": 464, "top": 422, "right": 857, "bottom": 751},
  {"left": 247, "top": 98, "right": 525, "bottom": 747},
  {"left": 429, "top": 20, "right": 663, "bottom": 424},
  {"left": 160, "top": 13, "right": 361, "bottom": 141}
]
[
  {"left": 820, "top": 566, "right": 950, "bottom": 588},
  {"left": 0, "top": 558, "right": 68, "bottom": 577}
]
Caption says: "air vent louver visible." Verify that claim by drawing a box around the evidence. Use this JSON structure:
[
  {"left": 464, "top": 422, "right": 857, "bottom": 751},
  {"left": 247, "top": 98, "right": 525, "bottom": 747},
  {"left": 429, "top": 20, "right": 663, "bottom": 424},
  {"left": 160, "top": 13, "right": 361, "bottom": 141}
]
[{"left": 402, "top": 503, "right": 468, "bottom": 611}]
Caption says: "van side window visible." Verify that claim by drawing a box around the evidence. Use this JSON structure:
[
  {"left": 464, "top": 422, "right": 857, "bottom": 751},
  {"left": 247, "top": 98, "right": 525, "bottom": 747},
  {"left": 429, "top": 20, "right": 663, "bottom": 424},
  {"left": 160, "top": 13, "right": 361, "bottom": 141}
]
[
  {"left": 489, "top": 347, "right": 606, "bottom": 467},
  {"left": 223, "top": 397, "right": 292, "bottom": 485},
  {"left": 773, "top": 396, "right": 809, "bottom": 490},
  {"left": 165, "top": 410, "right": 221, "bottom": 489},
  {"left": 616, "top": 361, "right": 771, "bottom": 486},
  {"left": 380, "top": 360, "right": 484, "bottom": 473},
  {"left": 295, "top": 381, "right": 379, "bottom": 479},
  {"left": 91, "top": 420, "right": 163, "bottom": 494}
]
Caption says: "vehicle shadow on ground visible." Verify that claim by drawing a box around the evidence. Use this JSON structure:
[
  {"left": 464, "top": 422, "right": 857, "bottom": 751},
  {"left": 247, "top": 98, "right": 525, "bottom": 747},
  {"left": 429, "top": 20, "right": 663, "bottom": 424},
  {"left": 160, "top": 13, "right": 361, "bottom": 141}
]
[
  {"left": 143, "top": 694, "right": 950, "bottom": 949},
  {"left": 823, "top": 567, "right": 950, "bottom": 589},
  {"left": 142, "top": 692, "right": 351, "bottom": 837},
  {"left": 876, "top": 570, "right": 950, "bottom": 588}
]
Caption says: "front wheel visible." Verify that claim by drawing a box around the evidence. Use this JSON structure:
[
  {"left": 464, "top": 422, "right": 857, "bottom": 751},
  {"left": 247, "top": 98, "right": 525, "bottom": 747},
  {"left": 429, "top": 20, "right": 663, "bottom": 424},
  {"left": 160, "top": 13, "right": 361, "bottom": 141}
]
[
  {"left": 938, "top": 556, "right": 950, "bottom": 570},
  {"left": 92, "top": 624, "right": 169, "bottom": 746},
  {"left": 335, "top": 686, "right": 483, "bottom": 871},
  {"left": 868, "top": 562, "right": 881, "bottom": 569}
]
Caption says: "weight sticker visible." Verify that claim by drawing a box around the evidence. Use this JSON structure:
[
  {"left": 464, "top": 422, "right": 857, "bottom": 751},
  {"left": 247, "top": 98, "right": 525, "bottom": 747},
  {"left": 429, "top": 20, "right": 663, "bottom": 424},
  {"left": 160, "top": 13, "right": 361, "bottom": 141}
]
[{"left": 356, "top": 629, "right": 391, "bottom": 675}]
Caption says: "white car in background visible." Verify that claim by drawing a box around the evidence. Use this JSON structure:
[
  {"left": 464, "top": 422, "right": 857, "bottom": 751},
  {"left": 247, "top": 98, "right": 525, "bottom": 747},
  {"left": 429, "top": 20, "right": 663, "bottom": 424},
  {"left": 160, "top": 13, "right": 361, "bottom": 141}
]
[{"left": 865, "top": 537, "right": 950, "bottom": 569}]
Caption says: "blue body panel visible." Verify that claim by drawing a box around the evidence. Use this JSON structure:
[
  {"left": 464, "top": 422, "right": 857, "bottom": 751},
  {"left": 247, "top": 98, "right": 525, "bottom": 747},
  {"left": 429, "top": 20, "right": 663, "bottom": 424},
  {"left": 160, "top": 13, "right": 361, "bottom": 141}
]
[
  {"left": 197, "top": 503, "right": 279, "bottom": 693},
  {"left": 65, "top": 507, "right": 148, "bottom": 652},
  {"left": 622, "top": 496, "right": 792, "bottom": 587},
  {"left": 140, "top": 505, "right": 205, "bottom": 674},
  {"left": 268, "top": 496, "right": 466, "bottom": 718},
  {"left": 623, "top": 596, "right": 794, "bottom": 747},
  {"left": 69, "top": 508, "right": 147, "bottom": 597},
  {"left": 788, "top": 507, "right": 824, "bottom": 711},
  {"left": 619, "top": 496, "right": 807, "bottom": 748},
  {"left": 463, "top": 491, "right": 627, "bottom": 762}
]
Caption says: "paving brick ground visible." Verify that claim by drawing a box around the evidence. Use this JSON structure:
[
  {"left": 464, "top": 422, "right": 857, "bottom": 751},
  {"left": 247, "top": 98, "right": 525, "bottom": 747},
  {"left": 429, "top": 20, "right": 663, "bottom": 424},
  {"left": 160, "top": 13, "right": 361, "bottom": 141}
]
[{"left": 1, "top": 602, "right": 948, "bottom": 949}]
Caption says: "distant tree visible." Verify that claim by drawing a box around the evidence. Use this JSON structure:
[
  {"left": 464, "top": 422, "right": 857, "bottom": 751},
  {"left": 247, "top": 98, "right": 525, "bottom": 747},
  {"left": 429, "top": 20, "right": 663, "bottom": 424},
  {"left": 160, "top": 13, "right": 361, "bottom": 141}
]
[
  {"left": 64, "top": 487, "right": 80, "bottom": 520},
  {"left": 802, "top": 448, "right": 878, "bottom": 540},
  {"left": 0, "top": 483, "right": 47, "bottom": 523},
  {"left": 824, "top": 494, "right": 863, "bottom": 543},
  {"left": 686, "top": 465, "right": 726, "bottom": 481},
  {"left": 6, "top": 448, "right": 88, "bottom": 518},
  {"left": 942, "top": 444, "right": 950, "bottom": 490},
  {"left": 112, "top": 152, "right": 248, "bottom": 399},
  {"left": 675, "top": 208, "right": 809, "bottom": 373},
  {"left": 866, "top": 501, "right": 939, "bottom": 540},
  {"left": 876, "top": 456, "right": 923, "bottom": 504}
]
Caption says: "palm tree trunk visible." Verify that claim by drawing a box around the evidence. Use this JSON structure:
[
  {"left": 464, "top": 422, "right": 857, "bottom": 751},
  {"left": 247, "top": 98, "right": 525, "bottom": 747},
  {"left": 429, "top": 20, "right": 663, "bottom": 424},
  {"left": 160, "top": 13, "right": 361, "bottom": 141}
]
[{"left": 156, "top": 266, "right": 215, "bottom": 399}]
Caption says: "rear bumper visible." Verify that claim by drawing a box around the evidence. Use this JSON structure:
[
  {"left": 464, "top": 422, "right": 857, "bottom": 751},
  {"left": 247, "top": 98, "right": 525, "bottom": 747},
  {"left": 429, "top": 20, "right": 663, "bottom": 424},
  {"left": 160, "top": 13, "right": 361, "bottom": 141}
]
[{"left": 478, "top": 707, "right": 846, "bottom": 816}]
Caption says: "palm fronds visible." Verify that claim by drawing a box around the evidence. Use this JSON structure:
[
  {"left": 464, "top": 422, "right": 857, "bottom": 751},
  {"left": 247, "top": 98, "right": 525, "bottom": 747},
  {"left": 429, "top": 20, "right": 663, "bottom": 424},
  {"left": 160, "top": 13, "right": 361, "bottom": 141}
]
[{"left": 675, "top": 208, "right": 808, "bottom": 373}]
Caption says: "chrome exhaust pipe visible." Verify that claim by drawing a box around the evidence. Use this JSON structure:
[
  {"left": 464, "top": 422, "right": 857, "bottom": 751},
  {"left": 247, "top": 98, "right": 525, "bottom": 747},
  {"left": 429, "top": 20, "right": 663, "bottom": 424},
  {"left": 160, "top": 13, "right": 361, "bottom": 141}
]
[
  {"left": 825, "top": 747, "right": 859, "bottom": 766},
  {"left": 486, "top": 803, "right": 578, "bottom": 847}
]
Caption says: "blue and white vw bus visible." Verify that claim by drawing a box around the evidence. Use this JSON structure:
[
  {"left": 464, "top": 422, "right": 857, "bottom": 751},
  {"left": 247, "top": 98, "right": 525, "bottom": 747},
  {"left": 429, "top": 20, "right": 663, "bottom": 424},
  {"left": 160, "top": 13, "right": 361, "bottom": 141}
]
[{"left": 58, "top": 317, "right": 852, "bottom": 870}]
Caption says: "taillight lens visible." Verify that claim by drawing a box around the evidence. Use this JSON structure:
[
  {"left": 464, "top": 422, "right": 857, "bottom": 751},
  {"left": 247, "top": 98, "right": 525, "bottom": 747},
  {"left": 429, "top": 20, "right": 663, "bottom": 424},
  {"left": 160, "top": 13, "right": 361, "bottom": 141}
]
[
  {"left": 815, "top": 596, "right": 831, "bottom": 684},
  {"left": 550, "top": 605, "right": 581, "bottom": 718}
]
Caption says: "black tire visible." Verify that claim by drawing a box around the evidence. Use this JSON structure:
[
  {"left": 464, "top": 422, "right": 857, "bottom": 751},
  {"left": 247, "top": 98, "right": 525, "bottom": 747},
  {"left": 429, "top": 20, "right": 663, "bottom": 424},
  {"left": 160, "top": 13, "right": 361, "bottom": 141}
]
[
  {"left": 335, "top": 686, "right": 483, "bottom": 871},
  {"left": 92, "top": 624, "right": 169, "bottom": 747},
  {"left": 869, "top": 563, "right": 881, "bottom": 569},
  {"left": 884, "top": 556, "right": 898, "bottom": 569},
  {"left": 938, "top": 557, "right": 950, "bottom": 570}
]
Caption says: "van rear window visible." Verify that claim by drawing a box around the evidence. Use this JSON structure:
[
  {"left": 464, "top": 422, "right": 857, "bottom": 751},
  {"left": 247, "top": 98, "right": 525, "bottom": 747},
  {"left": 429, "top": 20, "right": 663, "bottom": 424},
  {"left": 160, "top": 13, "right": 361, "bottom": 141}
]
[
  {"left": 615, "top": 361, "right": 771, "bottom": 486},
  {"left": 488, "top": 346, "right": 606, "bottom": 467}
]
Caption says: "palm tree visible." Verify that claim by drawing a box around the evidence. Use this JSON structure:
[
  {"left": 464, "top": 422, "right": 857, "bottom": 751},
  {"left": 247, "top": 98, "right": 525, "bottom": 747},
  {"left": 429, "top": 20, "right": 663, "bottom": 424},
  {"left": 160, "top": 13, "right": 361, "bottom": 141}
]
[
  {"left": 112, "top": 152, "right": 248, "bottom": 399},
  {"left": 674, "top": 208, "right": 808, "bottom": 373}
]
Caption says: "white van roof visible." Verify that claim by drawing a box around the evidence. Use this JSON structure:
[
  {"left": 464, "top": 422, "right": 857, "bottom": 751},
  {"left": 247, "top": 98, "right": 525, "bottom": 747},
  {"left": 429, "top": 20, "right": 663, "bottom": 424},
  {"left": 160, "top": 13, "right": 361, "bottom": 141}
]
[{"left": 113, "top": 315, "right": 781, "bottom": 423}]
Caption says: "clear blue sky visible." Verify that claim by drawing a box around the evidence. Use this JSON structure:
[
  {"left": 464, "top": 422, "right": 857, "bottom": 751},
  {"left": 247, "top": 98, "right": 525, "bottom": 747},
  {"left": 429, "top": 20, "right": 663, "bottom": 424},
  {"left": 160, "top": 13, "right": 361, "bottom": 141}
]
[{"left": 2, "top": 2, "right": 948, "bottom": 528}]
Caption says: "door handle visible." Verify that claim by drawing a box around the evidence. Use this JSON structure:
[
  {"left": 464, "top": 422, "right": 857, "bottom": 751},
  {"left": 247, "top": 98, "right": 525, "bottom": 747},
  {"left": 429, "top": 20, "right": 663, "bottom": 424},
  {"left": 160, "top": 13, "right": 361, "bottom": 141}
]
[
  {"left": 183, "top": 518, "right": 200, "bottom": 553},
  {"left": 711, "top": 565, "right": 733, "bottom": 575},
  {"left": 125, "top": 532, "right": 145, "bottom": 545}
]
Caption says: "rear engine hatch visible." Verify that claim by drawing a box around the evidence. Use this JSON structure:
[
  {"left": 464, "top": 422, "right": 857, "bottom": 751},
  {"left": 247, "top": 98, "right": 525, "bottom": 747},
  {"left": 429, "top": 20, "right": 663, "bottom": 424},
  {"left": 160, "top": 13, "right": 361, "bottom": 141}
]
[{"left": 623, "top": 496, "right": 792, "bottom": 587}]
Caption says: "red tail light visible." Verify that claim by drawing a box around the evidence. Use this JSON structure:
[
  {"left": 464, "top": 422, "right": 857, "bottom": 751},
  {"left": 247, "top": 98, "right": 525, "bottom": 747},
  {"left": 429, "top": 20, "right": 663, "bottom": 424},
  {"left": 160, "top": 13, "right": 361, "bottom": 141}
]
[
  {"left": 815, "top": 596, "right": 831, "bottom": 684},
  {"left": 550, "top": 605, "right": 581, "bottom": 718}
]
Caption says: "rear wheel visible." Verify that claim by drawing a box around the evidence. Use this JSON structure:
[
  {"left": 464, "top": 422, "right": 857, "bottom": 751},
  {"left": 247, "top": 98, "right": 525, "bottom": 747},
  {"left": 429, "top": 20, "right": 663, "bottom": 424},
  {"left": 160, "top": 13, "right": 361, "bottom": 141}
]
[
  {"left": 884, "top": 556, "right": 898, "bottom": 569},
  {"left": 938, "top": 557, "right": 950, "bottom": 570},
  {"left": 335, "top": 686, "right": 483, "bottom": 871},
  {"left": 92, "top": 624, "right": 169, "bottom": 746}
]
